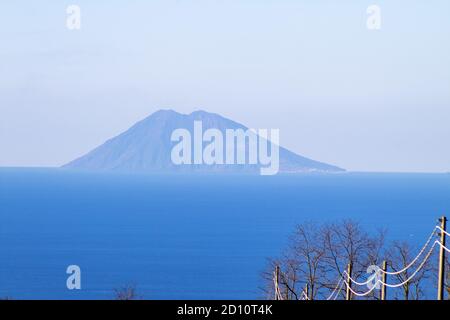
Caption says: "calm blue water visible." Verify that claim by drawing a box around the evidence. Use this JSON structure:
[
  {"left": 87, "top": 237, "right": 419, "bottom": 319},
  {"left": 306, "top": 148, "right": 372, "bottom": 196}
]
[{"left": 0, "top": 168, "right": 449, "bottom": 300}]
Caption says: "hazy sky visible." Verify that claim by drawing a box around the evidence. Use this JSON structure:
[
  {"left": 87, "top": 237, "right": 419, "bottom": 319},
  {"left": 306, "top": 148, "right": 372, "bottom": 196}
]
[{"left": 1, "top": 0, "right": 449, "bottom": 172}]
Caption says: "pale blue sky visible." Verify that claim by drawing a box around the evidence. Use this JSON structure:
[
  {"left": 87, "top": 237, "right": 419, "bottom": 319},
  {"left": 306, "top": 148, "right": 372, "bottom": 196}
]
[{"left": 0, "top": 0, "right": 449, "bottom": 172}]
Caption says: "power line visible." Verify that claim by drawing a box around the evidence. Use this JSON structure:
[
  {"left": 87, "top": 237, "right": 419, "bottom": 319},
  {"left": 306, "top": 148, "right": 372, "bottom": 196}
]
[
  {"left": 380, "top": 240, "right": 436, "bottom": 288},
  {"left": 273, "top": 218, "right": 449, "bottom": 300},
  {"left": 341, "top": 239, "right": 450, "bottom": 295},
  {"left": 436, "top": 226, "right": 450, "bottom": 238},
  {"left": 300, "top": 291, "right": 309, "bottom": 300},
  {"left": 435, "top": 240, "right": 450, "bottom": 253},
  {"left": 326, "top": 277, "right": 344, "bottom": 300},
  {"left": 379, "top": 227, "right": 437, "bottom": 275}
]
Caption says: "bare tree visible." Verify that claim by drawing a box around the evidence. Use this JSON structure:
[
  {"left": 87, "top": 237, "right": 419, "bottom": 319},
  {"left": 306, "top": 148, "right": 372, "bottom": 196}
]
[
  {"left": 287, "top": 222, "right": 328, "bottom": 300},
  {"left": 261, "top": 222, "right": 328, "bottom": 300},
  {"left": 322, "top": 220, "right": 385, "bottom": 299},
  {"left": 386, "top": 241, "right": 432, "bottom": 300},
  {"left": 113, "top": 284, "right": 142, "bottom": 300},
  {"left": 263, "top": 220, "right": 386, "bottom": 300},
  {"left": 260, "top": 258, "right": 282, "bottom": 299},
  {"left": 261, "top": 253, "right": 306, "bottom": 300}
]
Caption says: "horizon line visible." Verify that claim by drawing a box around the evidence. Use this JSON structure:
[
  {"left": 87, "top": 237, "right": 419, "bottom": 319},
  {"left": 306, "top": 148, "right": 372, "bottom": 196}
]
[{"left": 0, "top": 166, "right": 448, "bottom": 175}]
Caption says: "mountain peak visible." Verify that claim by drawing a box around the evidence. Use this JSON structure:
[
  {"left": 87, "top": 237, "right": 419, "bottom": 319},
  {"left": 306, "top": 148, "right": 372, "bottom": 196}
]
[
  {"left": 146, "top": 109, "right": 181, "bottom": 119},
  {"left": 189, "top": 110, "right": 214, "bottom": 116},
  {"left": 63, "top": 109, "right": 344, "bottom": 174}
]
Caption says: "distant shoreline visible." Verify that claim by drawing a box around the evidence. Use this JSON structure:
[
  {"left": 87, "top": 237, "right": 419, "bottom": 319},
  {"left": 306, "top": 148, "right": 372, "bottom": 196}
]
[{"left": 0, "top": 167, "right": 448, "bottom": 176}]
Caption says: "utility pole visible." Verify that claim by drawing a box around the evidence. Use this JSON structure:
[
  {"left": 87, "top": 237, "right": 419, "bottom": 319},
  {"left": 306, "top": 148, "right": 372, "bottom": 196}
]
[
  {"left": 275, "top": 265, "right": 280, "bottom": 300},
  {"left": 304, "top": 283, "right": 309, "bottom": 300},
  {"left": 346, "top": 262, "right": 353, "bottom": 301},
  {"left": 437, "top": 216, "right": 447, "bottom": 300},
  {"left": 381, "top": 261, "right": 387, "bottom": 300}
]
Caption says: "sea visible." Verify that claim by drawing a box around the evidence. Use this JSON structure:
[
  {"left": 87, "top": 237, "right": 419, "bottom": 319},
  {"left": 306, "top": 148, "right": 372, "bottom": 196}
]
[{"left": 0, "top": 168, "right": 449, "bottom": 299}]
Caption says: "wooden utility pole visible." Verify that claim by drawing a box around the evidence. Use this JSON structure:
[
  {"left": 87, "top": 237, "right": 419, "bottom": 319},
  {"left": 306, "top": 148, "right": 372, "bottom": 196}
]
[
  {"left": 275, "top": 265, "right": 280, "bottom": 300},
  {"left": 437, "top": 216, "right": 447, "bottom": 300},
  {"left": 346, "top": 263, "right": 353, "bottom": 300},
  {"left": 304, "top": 283, "right": 309, "bottom": 300},
  {"left": 381, "top": 261, "right": 387, "bottom": 300}
]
